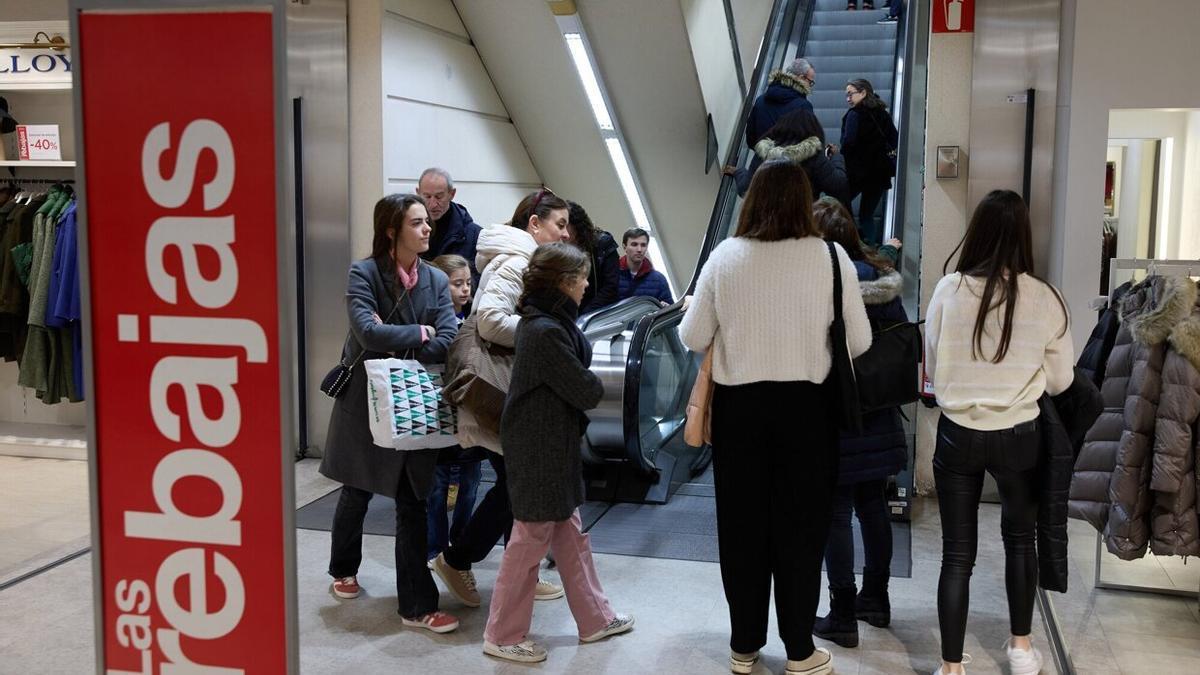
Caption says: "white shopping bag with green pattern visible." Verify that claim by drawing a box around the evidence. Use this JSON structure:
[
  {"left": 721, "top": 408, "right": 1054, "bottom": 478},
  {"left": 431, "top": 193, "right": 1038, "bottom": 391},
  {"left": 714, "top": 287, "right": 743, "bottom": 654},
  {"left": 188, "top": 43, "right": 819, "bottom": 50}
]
[{"left": 364, "top": 358, "right": 459, "bottom": 450}]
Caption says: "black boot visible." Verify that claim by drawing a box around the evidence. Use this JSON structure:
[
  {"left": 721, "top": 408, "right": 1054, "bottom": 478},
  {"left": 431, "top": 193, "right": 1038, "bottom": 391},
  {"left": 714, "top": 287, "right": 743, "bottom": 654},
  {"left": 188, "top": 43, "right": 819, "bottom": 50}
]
[
  {"left": 813, "top": 588, "right": 859, "bottom": 648},
  {"left": 856, "top": 571, "right": 891, "bottom": 628}
]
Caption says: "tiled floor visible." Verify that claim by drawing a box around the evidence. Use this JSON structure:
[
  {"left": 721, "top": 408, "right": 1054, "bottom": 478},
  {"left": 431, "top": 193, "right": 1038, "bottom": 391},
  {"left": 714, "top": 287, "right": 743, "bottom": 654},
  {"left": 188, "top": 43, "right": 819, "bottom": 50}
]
[
  {"left": 1, "top": 459, "right": 1197, "bottom": 673},
  {"left": 0, "top": 455, "right": 90, "bottom": 586}
]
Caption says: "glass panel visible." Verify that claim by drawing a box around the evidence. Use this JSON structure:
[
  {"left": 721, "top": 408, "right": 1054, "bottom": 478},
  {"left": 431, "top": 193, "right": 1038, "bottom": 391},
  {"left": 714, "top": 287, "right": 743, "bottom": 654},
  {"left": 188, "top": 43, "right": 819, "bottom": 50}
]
[
  {"left": 635, "top": 312, "right": 696, "bottom": 466},
  {"left": 579, "top": 297, "right": 661, "bottom": 342}
]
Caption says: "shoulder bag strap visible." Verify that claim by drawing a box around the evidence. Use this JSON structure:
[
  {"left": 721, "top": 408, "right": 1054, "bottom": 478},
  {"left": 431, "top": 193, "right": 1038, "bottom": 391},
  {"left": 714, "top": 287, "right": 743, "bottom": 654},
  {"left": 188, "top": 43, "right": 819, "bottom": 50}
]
[{"left": 828, "top": 241, "right": 845, "bottom": 327}]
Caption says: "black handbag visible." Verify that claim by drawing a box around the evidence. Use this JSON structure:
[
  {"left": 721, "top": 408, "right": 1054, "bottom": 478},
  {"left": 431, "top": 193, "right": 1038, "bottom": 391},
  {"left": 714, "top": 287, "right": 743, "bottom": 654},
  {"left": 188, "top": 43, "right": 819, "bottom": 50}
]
[
  {"left": 853, "top": 318, "right": 923, "bottom": 412},
  {"left": 320, "top": 288, "right": 408, "bottom": 398},
  {"left": 826, "top": 242, "right": 863, "bottom": 434}
]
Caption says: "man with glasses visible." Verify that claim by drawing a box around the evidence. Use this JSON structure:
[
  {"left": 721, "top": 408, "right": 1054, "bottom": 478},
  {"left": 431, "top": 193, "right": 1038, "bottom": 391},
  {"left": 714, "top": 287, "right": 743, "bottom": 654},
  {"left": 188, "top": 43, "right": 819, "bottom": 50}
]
[{"left": 418, "top": 167, "right": 483, "bottom": 287}]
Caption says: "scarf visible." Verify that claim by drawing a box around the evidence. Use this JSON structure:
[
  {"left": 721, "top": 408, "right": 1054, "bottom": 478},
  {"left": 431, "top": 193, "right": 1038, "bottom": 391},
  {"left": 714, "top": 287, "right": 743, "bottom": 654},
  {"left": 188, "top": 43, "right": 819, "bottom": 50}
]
[{"left": 395, "top": 257, "right": 420, "bottom": 291}]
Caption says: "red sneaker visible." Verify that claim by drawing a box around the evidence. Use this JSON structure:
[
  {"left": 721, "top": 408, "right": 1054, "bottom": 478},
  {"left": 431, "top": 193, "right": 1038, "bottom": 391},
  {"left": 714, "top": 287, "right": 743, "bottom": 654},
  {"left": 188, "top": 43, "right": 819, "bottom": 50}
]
[
  {"left": 402, "top": 611, "right": 459, "bottom": 634},
  {"left": 331, "top": 576, "right": 361, "bottom": 599}
]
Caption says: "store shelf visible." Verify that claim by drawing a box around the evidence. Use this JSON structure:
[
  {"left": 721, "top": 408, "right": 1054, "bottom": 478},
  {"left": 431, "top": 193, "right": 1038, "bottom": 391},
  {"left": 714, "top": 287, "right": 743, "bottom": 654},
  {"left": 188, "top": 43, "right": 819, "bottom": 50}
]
[
  {"left": 0, "top": 82, "right": 72, "bottom": 92},
  {"left": 0, "top": 160, "right": 74, "bottom": 167}
]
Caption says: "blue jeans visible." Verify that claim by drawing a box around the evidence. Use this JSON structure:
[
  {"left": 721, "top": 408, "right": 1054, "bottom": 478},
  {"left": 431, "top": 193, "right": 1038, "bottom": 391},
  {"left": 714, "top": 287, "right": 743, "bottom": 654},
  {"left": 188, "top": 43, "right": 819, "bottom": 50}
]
[
  {"left": 426, "top": 460, "right": 483, "bottom": 561},
  {"left": 823, "top": 479, "right": 892, "bottom": 591}
]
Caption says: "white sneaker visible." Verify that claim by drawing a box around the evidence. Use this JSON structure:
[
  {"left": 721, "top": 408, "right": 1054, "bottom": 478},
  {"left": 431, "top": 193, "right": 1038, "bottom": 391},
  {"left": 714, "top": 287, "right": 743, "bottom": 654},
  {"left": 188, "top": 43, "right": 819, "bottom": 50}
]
[
  {"left": 483, "top": 640, "right": 548, "bottom": 663},
  {"left": 580, "top": 614, "right": 635, "bottom": 643},
  {"left": 785, "top": 647, "right": 833, "bottom": 675},
  {"left": 535, "top": 577, "right": 565, "bottom": 601},
  {"left": 730, "top": 650, "right": 760, "bottom": 674},
  {"left": 1006, "top": 639, "right": 1044, "bottom": 675},
  {"left": 933, "top": 653, "right": 973, "bottom": 675}
]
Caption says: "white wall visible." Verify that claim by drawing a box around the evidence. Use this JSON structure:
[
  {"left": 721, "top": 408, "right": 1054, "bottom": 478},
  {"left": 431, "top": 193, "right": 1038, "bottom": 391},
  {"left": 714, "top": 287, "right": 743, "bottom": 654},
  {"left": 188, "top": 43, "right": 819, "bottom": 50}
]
[
  {"left": 1051, "top": 0, "right": 1200, "bottom": 348},
  {"left": 679, "top": 0, "right": 742, "bottom": 165},
  {"left": 913, "top": 31, "right": 975, "bottom": 493},
  {"left": 349, "top": 0, "right": 543, "bottom": 258},
  {"left": 731, "top": 0, "right": 772, "bottom": 86}
]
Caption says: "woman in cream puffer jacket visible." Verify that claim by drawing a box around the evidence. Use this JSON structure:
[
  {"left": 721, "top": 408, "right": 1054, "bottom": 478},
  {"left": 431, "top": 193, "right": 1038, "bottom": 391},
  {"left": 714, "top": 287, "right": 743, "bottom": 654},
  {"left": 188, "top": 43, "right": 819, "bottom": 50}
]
[{"left": 1069, "top": 275, "right": 1199, "bottom": 560}]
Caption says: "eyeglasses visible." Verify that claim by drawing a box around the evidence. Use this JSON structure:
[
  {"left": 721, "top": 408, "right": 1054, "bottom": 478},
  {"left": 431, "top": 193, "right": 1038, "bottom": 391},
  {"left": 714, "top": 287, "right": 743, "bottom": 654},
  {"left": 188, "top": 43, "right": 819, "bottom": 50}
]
[{"left": 845, "top": 90, "right": 861, "bottom": 99}]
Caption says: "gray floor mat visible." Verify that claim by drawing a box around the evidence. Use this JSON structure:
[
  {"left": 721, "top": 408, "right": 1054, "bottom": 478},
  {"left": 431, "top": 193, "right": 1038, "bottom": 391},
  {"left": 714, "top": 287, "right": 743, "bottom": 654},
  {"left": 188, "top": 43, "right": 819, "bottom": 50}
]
[{"left": 294, "top": 485, "right": 911, "bottom": 578}]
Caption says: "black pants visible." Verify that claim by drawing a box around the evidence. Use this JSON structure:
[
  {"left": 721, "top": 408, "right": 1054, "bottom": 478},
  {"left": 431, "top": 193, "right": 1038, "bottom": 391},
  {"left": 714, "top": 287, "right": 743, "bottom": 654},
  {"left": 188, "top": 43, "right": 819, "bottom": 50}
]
[
  {"left": 328, "top": 477, "right": 439, "bottom": 619},
  {"left": 852, "top": 186, "right": 888, "bottom": 245},
  {"left": 712, "top": 380, "right": 838, "bottom": 661},
  {"left": 824, "top": 478, "right": 892, "bottom": 591},
  {"left": 443, "top": 452, "right": 513, "bottom": 571},
  {"left": 934, "top": 415, "right": 1040, "bottom": 663}
]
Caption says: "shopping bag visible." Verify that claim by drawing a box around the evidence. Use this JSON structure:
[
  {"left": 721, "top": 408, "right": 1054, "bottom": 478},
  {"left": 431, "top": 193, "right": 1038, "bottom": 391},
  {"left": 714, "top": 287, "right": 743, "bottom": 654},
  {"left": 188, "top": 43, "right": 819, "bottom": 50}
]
[{"left": 364, "top": 358, "right": 459, "bottom": 451}]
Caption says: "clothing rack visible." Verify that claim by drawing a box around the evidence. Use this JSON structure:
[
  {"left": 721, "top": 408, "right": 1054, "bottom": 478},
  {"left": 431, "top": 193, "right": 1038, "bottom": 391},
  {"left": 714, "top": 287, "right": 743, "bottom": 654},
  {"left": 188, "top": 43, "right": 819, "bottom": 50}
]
[
  {"left": 6, "top": 179, "right": 75, "bottom": 185},
  {"left": 1095, "top": 257, "right": 1200, "bottom": 600}
]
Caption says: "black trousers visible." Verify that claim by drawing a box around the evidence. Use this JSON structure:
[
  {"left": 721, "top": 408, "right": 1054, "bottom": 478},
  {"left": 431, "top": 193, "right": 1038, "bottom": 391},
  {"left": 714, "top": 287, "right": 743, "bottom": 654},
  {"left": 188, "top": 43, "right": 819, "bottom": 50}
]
[
  {"left": 328, "top": 476, "right": 439, "bottom": 619},
  {"left": 712, "top": 380, "right": 838, "bottom": 661},
  {"left": 824, "top": 478, "right": 892, "bottom": 591},
  {"left": 851, "top": 185, "right": 888, "bottom": 245},
  {"left": 443, "top": 452, "right": 513, "bottom": 571},
  {"left": 934, "top": 415, "right": 1040, "bottom": 663}
]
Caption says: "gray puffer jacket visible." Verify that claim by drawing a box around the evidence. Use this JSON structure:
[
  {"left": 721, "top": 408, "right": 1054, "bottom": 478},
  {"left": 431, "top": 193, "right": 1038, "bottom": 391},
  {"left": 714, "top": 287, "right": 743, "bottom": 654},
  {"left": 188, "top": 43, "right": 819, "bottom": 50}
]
[
  {"left": 1070, "top": 275, "right": 1194, "bottom": 559},
  {"left": 1150, "top": 280, "right": 1200, "bottom": 557}
]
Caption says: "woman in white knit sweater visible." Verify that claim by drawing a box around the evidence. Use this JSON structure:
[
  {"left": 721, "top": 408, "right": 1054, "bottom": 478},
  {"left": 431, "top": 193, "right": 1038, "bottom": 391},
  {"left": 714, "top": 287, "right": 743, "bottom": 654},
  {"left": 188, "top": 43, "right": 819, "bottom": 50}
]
[
  {"left": 681, "top": 160, "right": 871, "bottom": 675},
  {"left": 924, "top": 190, "right": 1073, "bottom": 675}
]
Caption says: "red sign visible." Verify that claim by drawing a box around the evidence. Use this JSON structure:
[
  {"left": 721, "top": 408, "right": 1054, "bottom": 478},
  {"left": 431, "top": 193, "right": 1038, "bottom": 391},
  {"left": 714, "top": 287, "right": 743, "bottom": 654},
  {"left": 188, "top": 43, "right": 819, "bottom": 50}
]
[
  {"left": 78, "top": 8, "right": 293, "bottom": 673},
  {"left": 933, "top": 0, "right": 975, "bottom": 33}
]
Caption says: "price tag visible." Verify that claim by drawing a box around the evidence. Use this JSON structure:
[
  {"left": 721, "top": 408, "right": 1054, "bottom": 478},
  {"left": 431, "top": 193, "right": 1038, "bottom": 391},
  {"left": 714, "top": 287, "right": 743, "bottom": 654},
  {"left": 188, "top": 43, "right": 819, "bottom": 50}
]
[{"left": 16, "top": 124, "right": 63, "bottom": 161}]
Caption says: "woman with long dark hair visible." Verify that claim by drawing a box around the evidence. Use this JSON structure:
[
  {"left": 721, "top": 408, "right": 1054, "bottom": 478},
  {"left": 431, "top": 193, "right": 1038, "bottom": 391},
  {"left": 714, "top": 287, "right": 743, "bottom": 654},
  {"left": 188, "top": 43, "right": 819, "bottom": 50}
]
[
  {"left": 836, "top": 78, "right": 898, "bottom": 246},
  {"left": 682, "top": 160, "right": 871, "bottom": 675},
  {"left": 320, "top": 193, "right": 461, "bottom": 632},
  {"left": 811, "top": 198, "right": 907, "bottom": 649},
  {"left": 566, "top": 201, "right": 620, "bottom": 313},
  {"left": 925, "top": 190, "right": 1073, "bottom": 675},
  {"left": 725, "top": 108, "right": 850, "bottom": 206}
]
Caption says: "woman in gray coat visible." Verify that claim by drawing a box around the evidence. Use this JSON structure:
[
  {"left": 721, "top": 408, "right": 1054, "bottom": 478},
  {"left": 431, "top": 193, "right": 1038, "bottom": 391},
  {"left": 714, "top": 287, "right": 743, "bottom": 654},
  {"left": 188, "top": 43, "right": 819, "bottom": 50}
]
[
  {"left": 319, "top": 193, "right": 461, "bottom": 633},
  {"left": 481, "top": 243, "right": 633, "bottom": 664}
]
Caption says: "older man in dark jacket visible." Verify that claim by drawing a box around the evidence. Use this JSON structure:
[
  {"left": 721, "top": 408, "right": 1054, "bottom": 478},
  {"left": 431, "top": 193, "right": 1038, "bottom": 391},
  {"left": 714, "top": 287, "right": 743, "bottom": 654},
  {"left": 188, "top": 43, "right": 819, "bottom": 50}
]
[
  {"left": 418, "top": 167, "right": 483, "bottom": 287},
  {"left": 745, "top": 58, "right": 816, "bottom": 148}
]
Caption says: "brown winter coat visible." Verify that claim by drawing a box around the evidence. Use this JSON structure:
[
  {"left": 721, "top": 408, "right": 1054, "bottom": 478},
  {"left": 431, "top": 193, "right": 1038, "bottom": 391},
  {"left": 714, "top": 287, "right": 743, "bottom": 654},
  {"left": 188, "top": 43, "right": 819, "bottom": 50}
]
[
  {"left": 1150, "top": 282, "right": 1200, "bottom": 556},
  {"left": 1069, "top": 275, "right": 1194, "bottom": 560}
]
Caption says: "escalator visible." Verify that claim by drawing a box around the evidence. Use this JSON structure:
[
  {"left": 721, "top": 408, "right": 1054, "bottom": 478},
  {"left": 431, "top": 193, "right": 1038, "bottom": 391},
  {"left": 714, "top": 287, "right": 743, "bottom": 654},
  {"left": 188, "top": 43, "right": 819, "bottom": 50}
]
[
  {"left": 581, "top": 0, "right": 916, "bottom": 509},
  {"left": 576, "top": 0, "right": 810, "bottom": 504}
]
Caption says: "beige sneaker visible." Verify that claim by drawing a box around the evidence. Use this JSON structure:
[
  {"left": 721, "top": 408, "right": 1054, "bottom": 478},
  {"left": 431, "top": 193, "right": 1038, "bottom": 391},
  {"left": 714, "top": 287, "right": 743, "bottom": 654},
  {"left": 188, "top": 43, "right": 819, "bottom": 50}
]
[
  {"left": 535, "top": 577, "right": 565, "bottom": 601},
  {"left": 785, "top": 647, "right": 832, "bottom": 675},
  {"left": 432, "top": 553, "right": 481, "bottom": 607},
  {"left": 730, "top": 651, "right": 759, "bottom": 674}
]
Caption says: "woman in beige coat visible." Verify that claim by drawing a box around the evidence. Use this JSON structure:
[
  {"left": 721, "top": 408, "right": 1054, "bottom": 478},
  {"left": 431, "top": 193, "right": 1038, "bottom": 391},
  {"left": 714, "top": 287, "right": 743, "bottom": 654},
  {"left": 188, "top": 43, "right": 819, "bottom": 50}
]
[{"left": 432, "top": 189, "right": 573, "bottom": 608}]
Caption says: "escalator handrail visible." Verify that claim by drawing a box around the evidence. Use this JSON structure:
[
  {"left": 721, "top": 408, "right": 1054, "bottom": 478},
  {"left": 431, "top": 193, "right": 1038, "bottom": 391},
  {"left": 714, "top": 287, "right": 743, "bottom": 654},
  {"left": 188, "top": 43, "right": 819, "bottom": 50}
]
[
  {"left": 577, "top": 296, "right": 663, "bottom": 338},
  {"left": 621, "top": 299, "right": 687, "bottom": 478},
  {"left": 688, "top": 0, "right": 812, "bottom": 295}
]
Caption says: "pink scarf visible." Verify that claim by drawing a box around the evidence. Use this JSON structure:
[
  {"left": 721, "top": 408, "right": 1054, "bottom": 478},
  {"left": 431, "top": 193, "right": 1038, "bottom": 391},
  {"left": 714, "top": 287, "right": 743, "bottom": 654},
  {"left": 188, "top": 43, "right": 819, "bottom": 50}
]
[{"left": 395, "top": 257, "right": 420, "bottom": 291}]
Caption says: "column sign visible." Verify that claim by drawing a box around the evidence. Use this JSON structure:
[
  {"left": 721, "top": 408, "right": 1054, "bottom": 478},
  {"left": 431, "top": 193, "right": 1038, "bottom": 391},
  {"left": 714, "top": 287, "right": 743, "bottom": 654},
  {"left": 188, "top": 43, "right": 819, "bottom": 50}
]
[
  {"left": 933, "top": 0, "right": 975, "bottom": 33},
  {"left": 74, "top": 3, "right": 295, "bottom": 673}
]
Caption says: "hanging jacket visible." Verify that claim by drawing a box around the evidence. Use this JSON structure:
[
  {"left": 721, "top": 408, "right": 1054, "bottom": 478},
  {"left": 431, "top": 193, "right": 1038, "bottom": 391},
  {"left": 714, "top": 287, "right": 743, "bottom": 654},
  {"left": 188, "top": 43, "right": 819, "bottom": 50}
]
[
  {"left": 732, "top": 136, "right": 851, "bottom": 208},
  {"left": 836, "top": 264, "right": 907, "bottom": 485},
  {"left": 1149, "top": 281, "right": 1200, "bottom": 557},
  {"left": 1038, "top": 369, "right": 1103, "bottom": 593},
  {"left": 1077, "top": 281, "right": 1132, "bottom": 388},
  {"left": 745, "top": 69, "right": 813, "bottom": 148},
  {"left": 1069, "top": 275, "right": 1193, "bottom": 559}
]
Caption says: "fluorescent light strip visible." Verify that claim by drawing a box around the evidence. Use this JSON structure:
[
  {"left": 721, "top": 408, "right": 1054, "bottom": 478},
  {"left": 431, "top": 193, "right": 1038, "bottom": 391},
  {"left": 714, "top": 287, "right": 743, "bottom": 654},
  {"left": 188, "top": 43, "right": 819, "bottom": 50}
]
[
  {"left": 563, "top": 33, "right": 614, "bottom": 131},
  {"left": 561, "top": 28, "right": 676, "bottom": 298}
]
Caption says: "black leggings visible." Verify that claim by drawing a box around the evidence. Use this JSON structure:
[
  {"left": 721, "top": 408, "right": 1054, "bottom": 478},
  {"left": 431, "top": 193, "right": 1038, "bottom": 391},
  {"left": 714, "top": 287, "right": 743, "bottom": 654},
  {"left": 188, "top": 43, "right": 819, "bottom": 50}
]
[{"left": 934, "top": 415, "right": 1040, "bottom": 663}]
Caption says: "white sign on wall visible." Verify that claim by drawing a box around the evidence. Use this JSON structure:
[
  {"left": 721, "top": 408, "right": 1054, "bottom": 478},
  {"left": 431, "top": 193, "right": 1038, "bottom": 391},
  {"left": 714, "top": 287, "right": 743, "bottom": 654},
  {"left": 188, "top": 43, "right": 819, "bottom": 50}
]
[{"left": 0, "top": 22, "right": 72, "bottom": 88}]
